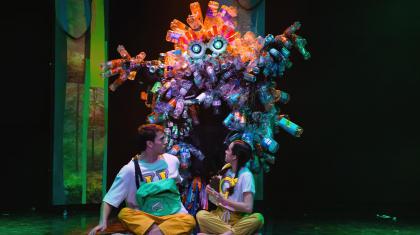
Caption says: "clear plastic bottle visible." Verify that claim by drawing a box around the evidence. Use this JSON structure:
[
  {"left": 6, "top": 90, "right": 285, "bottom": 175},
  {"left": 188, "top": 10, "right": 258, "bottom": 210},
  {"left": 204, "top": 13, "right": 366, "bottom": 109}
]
[
  {"left": 212, "top": 98, "right": 222, "bottom": 115},
  {"left": 292, "top": 35, "right": 311, "bottom": 60},
  {"left": 147, "top": 113, "right": 165, "bottom": 124},
  {"left": 173, "top": 99, "right": 184, "bottom": 119},
  {"left": 187, "top": 2, "right": 203, "bottom": 30},
  {"left": 243, "top": 72, "right": 256, "bottom": 82},
  {"left": 179, "top": 80, "right": 193, "bottom": 97},
  {"left": 170, "top": 19, "right": 189, "bottom": 32},
  {"left": 189, "top": 105, "right": 200, "bottom": 125},
  {"left": 179, "top": 147, "right": 191, "bottom": 169},
  {"left": 206, "top": 65, "right": 217, "bottom": 84},
  {"left": 274, "top": 116, "right": 303, "bottom": 137},
  {"left": 168, "top": 144, "right": 180, "bottom": 155},
  {"left": 260, "top": 136, "right": 279, "bottom": 153},
  {"left": 117, "top": 45, "right": 131, "bottom": 59},
  {"left": 223, "top": 112, "right": 234, "bottom": 128},
  {"left": 166, "top": 30, "right": 182, "bottom": 44},
  {"left": 204, "top": 1, "right": 219, "bottom": 27},
  {"left": 263, "top": 153, "right": 276, "bottom": 164},
  {"left": 283, "top": 21, "right": 301, "bottom": 36},
  {"left": 241, "top": 132, "right": 254, "bottom": 150}
]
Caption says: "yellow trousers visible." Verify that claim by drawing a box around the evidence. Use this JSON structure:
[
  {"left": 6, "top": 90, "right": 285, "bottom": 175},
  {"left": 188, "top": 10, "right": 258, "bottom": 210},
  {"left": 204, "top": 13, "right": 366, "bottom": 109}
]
[
  {"left": 196, "top": 208, "right": 264, "bottom": 235},
  {"left": 118, "top": 207, "right": 196, "bottom": 235}
]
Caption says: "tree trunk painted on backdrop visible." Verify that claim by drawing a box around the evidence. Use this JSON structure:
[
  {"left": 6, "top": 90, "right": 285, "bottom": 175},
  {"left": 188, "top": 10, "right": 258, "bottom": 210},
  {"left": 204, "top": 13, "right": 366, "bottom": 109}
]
[{"left": 53, "top": 0, "right": 107, "bottom": 205}]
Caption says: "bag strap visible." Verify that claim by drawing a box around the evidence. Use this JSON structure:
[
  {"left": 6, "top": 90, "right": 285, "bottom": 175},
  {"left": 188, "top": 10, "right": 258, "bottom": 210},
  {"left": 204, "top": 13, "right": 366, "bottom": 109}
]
[{"left": 133, "top": 157, "right": 144, "bottom": 189}]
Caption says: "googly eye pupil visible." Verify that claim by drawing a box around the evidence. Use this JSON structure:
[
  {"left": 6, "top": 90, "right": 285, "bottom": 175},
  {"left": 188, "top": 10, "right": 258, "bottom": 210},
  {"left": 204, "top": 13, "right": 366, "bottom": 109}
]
[
  {"left": 191, "top": 44, "right": 202, "bottom": 53},
  {"left": 213, "top": 40, "right": 223, "bottom": 50}
]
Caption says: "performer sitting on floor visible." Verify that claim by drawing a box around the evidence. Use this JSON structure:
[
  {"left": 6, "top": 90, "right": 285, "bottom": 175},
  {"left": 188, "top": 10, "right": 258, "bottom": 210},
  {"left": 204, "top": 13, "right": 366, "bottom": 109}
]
[
  {"left": 89, "top": 124, "right": 195, "bottom": 235},
  {"left": 196, "top": 140, "right": 264, "bottom": 235}
]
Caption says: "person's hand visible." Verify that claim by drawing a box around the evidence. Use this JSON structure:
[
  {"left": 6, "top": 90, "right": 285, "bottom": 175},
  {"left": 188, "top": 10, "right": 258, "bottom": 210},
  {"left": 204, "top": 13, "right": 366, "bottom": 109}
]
[
  {"left": 217, "top": 195, "right": 235, "bottom": 211},
  {"left": 216, "top": 192, "right": 227, "bottom": 205},
  {"left": 206, "top": 185, "right": 218, "bottom": 196},
  {"left": 88, "top": 223, "right": 107, "bottom": 235},
  {"left": 207, "top": 186, "right": 225, "bottom": 205}
]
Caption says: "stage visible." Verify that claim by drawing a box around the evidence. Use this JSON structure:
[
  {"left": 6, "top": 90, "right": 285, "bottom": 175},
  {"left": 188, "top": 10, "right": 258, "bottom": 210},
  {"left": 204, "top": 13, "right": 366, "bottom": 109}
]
[
  {"left": 1, "top": 205, "right": 419, "bottom": 235},
  {"left": 2, "top": 0, "right": 420, "bottom": 234}
]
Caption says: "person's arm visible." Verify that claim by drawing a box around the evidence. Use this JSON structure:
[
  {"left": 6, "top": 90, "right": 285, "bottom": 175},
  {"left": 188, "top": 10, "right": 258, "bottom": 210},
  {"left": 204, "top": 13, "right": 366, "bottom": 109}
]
[
  {"left": 88, "top": 164, "right": 130, "bottom": 234},
  {"left": 220, "top": 191, "right": 253, "bottom": 213},
  {"left": 206, "top": 185, "right": 254, "bottom": 213},
  {"left": 88, "top": 201, "right": 113, "bottom": 235}
]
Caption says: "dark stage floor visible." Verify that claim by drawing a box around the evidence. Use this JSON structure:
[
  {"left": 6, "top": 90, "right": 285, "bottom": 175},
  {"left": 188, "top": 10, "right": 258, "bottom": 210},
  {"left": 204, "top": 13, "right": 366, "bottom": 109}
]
[{"left": 1, "top": 208, "right": 419, "bottom": 235}]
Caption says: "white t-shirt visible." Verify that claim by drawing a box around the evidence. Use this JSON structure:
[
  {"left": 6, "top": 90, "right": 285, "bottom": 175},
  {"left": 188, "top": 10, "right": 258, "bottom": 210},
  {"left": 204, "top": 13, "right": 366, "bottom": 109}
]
[
  {"left": 103, "top": 153, "right": 188, "bottom": 214},
  {"left": 221, "top": 167, "right": 255, "bottom": 203}
]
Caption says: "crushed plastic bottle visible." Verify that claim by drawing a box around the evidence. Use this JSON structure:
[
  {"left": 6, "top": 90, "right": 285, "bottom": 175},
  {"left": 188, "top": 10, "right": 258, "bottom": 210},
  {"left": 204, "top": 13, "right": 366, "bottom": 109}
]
[{"left": 376, "top": 214, "right": 397, "bottom": 222}]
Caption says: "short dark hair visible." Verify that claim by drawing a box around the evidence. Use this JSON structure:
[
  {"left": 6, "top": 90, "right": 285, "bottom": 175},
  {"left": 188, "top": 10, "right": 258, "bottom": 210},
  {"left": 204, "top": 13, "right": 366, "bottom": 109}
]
[{"left": 137, "top": 124, "right": 164, "bottom": 152}]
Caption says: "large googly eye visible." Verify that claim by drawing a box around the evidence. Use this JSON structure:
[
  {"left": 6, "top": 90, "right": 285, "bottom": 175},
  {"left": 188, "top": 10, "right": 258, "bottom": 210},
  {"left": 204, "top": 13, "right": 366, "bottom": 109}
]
[
  {"left": 192, "top": 44, "right": 202, "bottom": 53},
  {"left": 188, "top": 41, "right": 206, "bottom": 59},
  {"left": 209, "top": 36, "right": 228, "bottom": 54}
]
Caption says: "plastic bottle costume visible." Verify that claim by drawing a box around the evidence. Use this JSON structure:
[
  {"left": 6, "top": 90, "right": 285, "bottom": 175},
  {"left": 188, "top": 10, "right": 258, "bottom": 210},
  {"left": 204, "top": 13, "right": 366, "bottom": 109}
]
[{"left": 101, "top": 1, "right": 310, "bottom": 215}]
